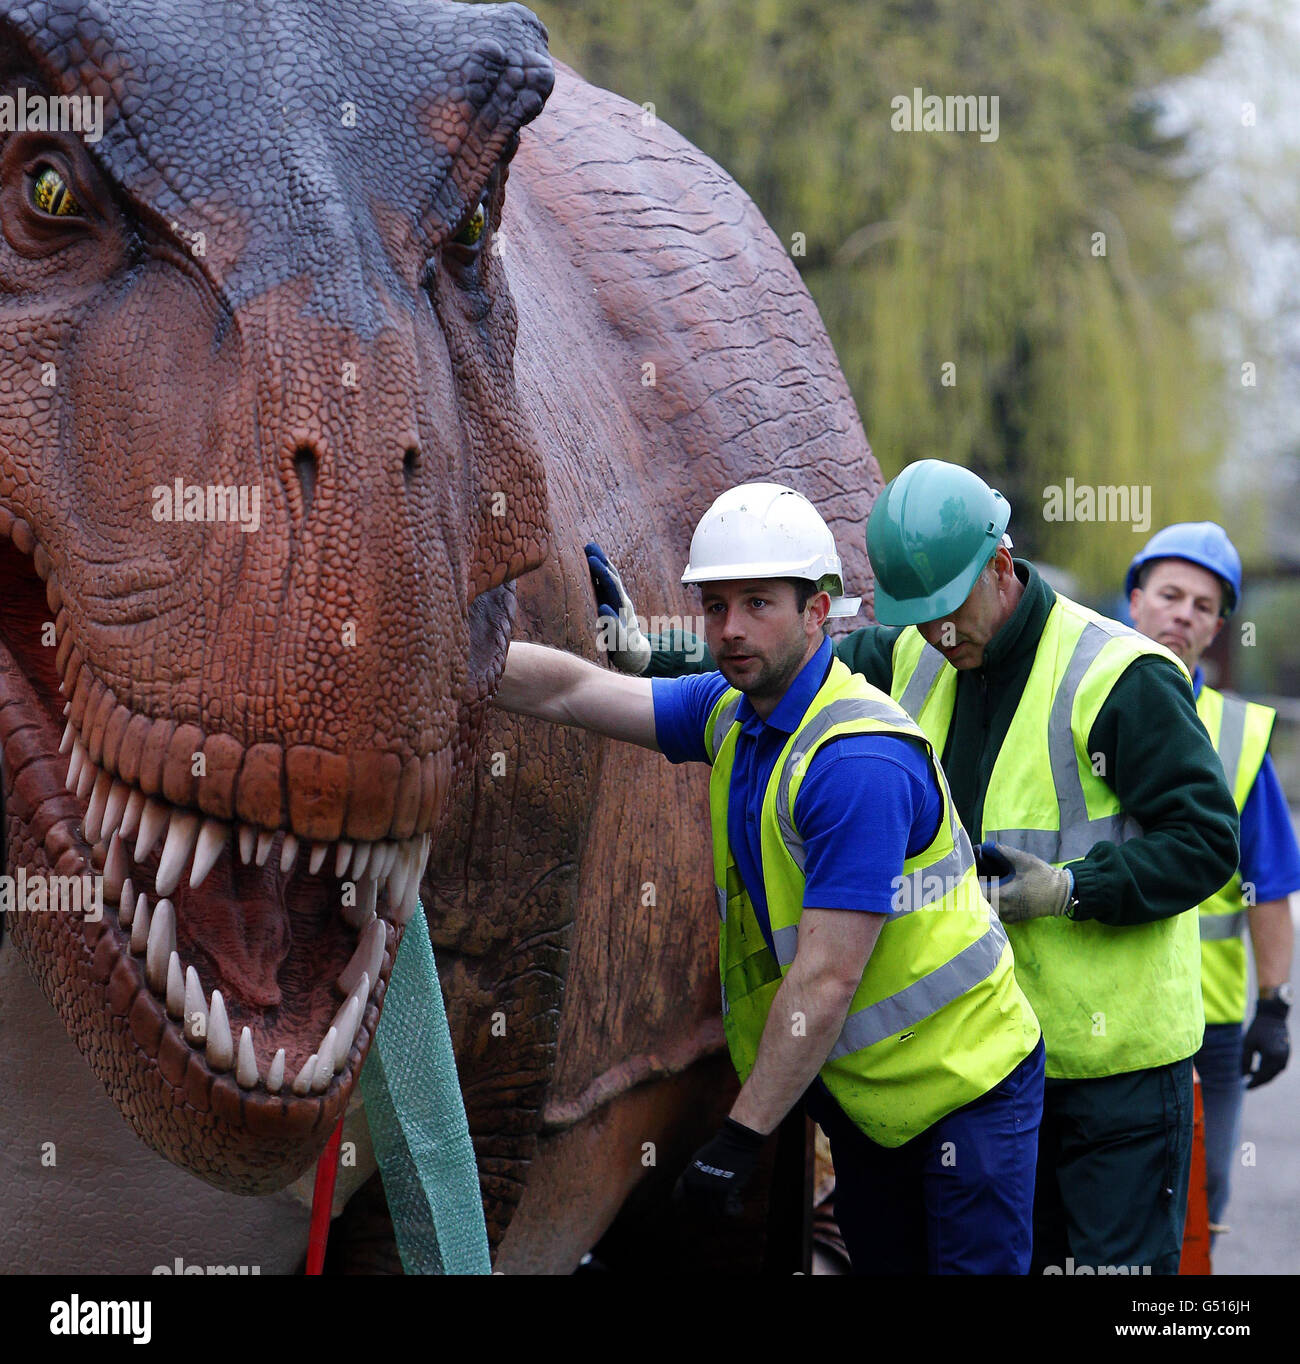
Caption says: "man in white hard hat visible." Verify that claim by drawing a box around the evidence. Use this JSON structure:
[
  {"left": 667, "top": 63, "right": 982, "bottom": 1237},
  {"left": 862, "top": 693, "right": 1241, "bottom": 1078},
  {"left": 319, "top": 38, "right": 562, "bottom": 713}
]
[{"left": 494, "top": 483, "right": 1045, "bottom": 1273}]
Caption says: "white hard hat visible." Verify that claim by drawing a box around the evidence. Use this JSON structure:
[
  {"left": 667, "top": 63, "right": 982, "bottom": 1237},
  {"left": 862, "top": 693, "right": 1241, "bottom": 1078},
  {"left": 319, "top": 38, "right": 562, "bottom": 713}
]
[{"left": 681, "top": 482, "right": 861, "bottom": 618}]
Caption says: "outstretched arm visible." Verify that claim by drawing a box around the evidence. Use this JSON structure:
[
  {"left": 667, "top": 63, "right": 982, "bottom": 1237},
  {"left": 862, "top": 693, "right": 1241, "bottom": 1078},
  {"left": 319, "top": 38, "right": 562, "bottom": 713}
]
[{"left": 492, "top": 641, "right": 661, "bottom": 751}]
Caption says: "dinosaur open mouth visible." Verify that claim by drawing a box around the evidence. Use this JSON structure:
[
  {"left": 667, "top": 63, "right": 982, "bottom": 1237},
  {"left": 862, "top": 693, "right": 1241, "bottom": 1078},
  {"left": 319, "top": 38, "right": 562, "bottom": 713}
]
[{"left": 0, "top": 509, "right": 466, "bottom": 1188}]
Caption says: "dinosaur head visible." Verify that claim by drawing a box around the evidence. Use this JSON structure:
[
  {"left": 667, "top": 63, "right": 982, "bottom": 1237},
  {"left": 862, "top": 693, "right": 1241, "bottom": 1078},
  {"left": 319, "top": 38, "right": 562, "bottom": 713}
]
[{"left": 0, "top": 0, "right": 553, "bottom": 1192}]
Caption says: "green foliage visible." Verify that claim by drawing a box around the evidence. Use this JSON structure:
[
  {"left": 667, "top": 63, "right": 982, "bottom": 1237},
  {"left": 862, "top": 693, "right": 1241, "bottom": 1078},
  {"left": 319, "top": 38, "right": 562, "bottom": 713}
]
[{"left": 524, "top": 0, "right": 1226, "bottom": 593}]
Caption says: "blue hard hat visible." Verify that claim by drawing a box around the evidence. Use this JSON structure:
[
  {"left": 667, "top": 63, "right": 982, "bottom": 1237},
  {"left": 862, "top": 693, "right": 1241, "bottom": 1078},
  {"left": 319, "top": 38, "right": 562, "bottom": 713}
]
[{"left": 1124, "top": 522, "right": 1242, "bottom": 615}]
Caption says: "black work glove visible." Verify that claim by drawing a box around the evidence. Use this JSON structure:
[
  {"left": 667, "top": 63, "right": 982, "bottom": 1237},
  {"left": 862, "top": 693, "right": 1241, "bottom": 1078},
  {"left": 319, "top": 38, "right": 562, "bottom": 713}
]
[
  {"left": 1242, "top": 996, "right": 1290, "bottom": 1089},
  {"left": 672, "top": 1118, "right": 765, "bottom": 1217},
  {"left": 585, "top": 541, "right": 650, "bottom": 675}
]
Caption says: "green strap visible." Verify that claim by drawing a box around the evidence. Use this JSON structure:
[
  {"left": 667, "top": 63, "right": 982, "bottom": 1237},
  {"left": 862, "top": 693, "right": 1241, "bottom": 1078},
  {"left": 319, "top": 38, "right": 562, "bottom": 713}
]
[{"left": 358, "top": 900, "right": 490, "bottom": 1274}]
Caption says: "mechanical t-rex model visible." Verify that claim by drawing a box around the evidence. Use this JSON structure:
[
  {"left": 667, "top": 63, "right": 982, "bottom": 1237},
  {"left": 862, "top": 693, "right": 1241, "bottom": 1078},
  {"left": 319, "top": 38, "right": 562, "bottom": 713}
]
[{"left": 0, "top": 0, "right": 879, "bottom": 1273}]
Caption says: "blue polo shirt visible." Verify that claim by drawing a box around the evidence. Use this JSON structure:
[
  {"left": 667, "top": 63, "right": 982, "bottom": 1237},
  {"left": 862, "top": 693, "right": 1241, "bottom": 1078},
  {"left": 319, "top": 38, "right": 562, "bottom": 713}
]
[
  {"left": 1192, "top": 668, "right": 1300, "bottom": 904},
  {"left": 651, "top": 635, "right": 943, "bottom": 959}
]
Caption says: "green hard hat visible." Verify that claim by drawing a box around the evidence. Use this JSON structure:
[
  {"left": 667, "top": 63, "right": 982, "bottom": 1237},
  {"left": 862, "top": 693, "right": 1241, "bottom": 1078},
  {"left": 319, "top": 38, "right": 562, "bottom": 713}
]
[{"left": 866, "top": 460, "right": 1012, "bottom": 625}]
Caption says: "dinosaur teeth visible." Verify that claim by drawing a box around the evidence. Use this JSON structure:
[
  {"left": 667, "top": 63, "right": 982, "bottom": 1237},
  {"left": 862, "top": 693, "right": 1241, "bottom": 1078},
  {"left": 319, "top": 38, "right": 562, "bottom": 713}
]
[
  {"left": 129, "top": 891, "right": 152, "bottom": 955},
  {"left": 65, "top": 738, "right": 86, "bottom": 792},
  {"left": 206, "top": 989, "right": 233, "bottom": 1071},
  {"left": 165, "top": 951, "right": 186, "bottom": 1019},
  {"left": 118, "top": 877, "right": 136, "bottom": 927},
  {"left": 238, "top": 823, "right": 257, "bottom": 866},
  {"left": 100, "top": 779, "right": 131, "bottom": 845},
  {"left": 308, "top": 842, "right": 329, "bottom": 875},
  {"left": 146, "top": 897, "right": 177, "bottom": 993},
  {"left": 254, "top": 829, "right": 274, "bottom": 867},
  {"left": 312, "top": 1031, "right": 337, "bottom": 1092},
  {"left": 76, "top": 753, "right": 98, "bottom": 802},
  {"left": 183, "top": 966, "right": 207, "bottom": 1045},
  {"left": 266, "top": 1049, "right": 286, "bottom": 1094},
  {"left": 338, "top": 917, "right": 386, "bottom": 998},
  {"left": 334, "top": 841, "right": 355, "bottom": 879},
  {"left": 119, "top": 788, "right": 146, "bottom": 841},
  {"left": 189, "top": 818, "right": 227, "bottom": 889},
  {"left": 134, "top": 797, "right": 169, "bottom": 863},
  {"left": 331, "top": 991, "right": 363, "bottom": 1073},
  {"left": 279, "top": 832, "right": 299, "bottom": 874},
  {"left": 236, "top": 1027, "right": 258, "bottom": 1089},
  {"left": 59, "top": 719, "right": 75, "bottom": 755},
  {"left": 155, "top": 810, "right": 201, "bottom": 897},
  {"left": 351, "top": 841, "right": 372, "bottom": 879},
  {"left": 83, "top": 769, "right": 113, "bottom": 844},
  {"left": 103, "top": 830, "right": 129, "bottom": 903},
  {"left": 292, "top": 1053, "right": 318, "bottom": 1096}
]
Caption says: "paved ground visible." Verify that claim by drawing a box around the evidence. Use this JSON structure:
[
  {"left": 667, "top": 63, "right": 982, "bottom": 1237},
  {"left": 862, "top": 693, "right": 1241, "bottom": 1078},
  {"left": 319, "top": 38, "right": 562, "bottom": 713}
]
[{"left": 1208, "top": 896, "right": 1300, "bottom": 1274}]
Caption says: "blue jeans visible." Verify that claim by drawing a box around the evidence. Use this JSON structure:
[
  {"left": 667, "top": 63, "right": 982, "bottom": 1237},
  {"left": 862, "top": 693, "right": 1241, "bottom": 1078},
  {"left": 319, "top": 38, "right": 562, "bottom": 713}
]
[
  {"left": 807, "top": 1037, "right": 1045, "bottom": 1274},
  {"left": 1195, "top": 1022, "right": 1245, "bottom": 1231}
]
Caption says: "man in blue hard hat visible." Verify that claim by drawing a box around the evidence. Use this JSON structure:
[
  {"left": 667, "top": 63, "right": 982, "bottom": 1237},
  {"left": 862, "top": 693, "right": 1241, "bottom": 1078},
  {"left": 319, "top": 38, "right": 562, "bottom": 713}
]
[
  {"left": 1127, "top": 522, "right": 1299, "bottom": 1245},
  {"left": 590, "top": 460, "right": 1240, "bottom": 1275}
]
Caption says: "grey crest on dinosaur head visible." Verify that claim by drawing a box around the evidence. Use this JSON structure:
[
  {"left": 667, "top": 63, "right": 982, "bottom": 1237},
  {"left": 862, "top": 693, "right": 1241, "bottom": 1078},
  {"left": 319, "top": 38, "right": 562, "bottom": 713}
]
[{"left": 0, "top": 0, "right": 556, "bottom": 1192}]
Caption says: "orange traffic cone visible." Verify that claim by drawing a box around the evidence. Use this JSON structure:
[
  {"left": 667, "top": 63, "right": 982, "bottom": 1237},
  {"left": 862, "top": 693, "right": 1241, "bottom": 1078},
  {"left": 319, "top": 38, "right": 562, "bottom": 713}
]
[{"left": 1179, "top": 1070, "right": 1212, "bottom": 1274}]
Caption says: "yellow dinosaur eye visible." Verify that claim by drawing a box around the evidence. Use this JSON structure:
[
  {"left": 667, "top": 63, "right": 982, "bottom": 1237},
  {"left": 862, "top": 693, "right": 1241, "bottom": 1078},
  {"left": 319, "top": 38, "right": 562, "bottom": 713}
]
[
  {"left": 32, "top": 166, "right": 82, "bottom": 217},
  {"left": 453, "top": 202, "right": 486, "bottom": 248}
]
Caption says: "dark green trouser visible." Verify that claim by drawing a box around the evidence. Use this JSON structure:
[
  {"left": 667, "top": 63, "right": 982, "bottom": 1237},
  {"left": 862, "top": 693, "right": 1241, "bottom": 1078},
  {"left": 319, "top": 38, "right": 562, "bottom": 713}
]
[{"left": 1030, "top": 1056, "right": 1194, "bottom": 1276}]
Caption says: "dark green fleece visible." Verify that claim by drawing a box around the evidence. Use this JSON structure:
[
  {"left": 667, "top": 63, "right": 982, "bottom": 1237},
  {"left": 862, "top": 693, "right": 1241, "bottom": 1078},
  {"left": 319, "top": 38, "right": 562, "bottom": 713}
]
[{"left": 646, "top": 560, "right": 1239, "bottom": 927}]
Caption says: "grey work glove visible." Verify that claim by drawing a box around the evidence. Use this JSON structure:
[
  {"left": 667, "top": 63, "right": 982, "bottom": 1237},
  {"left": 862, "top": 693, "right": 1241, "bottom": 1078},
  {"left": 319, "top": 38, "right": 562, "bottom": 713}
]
[
  {"left": 585, "top": 541, "right": 651, "bottom": 676},
  {"left": 975, "top": 842, "right": 1074, "bottom": 923}
]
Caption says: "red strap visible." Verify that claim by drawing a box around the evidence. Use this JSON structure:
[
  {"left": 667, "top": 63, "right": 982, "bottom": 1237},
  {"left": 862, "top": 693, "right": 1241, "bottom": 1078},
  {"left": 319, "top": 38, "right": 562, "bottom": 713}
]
[{"left": 305, "top": 1117, "right": 346, "bottom": 1275}]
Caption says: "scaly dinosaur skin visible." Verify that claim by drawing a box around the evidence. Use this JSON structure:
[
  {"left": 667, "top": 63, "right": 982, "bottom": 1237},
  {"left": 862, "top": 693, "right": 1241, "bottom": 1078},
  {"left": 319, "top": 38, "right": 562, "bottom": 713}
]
[{"left": 0, "top": 0, "right": 879, "bottom": 1268}]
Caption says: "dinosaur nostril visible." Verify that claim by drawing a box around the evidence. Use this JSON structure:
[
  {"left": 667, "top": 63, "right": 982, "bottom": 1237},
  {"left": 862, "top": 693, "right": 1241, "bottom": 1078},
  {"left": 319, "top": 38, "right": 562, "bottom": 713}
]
[
  {"left": 403, "top": 446, "right": 421, "bottom": 480},
  {"left": 293, "top": 446, "right": 318, "bottom": 518}
]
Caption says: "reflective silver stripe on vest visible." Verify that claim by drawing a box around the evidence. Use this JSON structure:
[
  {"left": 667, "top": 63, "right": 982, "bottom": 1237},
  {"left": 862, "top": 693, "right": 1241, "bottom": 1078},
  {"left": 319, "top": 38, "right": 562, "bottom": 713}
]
[
  {"left": 1200, "top": 910, "right": 1246, "bottom": 941},
  {"left": 1216, "top": 696, "right": 1248, "bottom": 794},
  {"left": 827, "top": 917, "right": 1009, "bottom": 1060},
  {"left": 987, "top": 619, "right": 1144, "bottom": 865},
  {"left": 717, "top": 886, "right": 727, "bottom": 923},
  {"left": 898, "top": 641, "right": 947, "bottom": 719},
  {"left": 773, "top": 698, "right": 975, "bottom": 911},
  {"left": 774, "top": 697, "right": 929, "bottom": 875},
  {"left": 771, "top": 924, "right": 800, "bottom": 967},
  {"left": 708, "top": 695, "right": 743, "bottom": 762}
]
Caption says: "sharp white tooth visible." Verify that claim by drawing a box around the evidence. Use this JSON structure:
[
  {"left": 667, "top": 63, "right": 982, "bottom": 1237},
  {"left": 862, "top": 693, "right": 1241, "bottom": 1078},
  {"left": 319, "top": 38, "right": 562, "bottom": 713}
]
[
  {"left": 236, "top": 1027, "right": 258, "bottom": 1089},
  {"left": 83, "top": 770, "right": 113, "bottom": 844},
  {"left": 396, "top": 860, "right": 422, "bottom": 925},
  {"left": 62, "top": 700, "right": 71, "bottom": 715},
  {"left": 190, "top": 818, "right": 227, "bottom": 889},
  {"left": 165, "top": 950, "right": 185, "bottom": 1019},
  {"left": 119, "top": 788, "right": 146, "bottom": 841},
  {"left": 386, "top": 847, "right": 413, "bottom": 910},
  {"left": 146, "top": 897, "right": 176, "bottom": 992},
  {"left": 311, "top": 1038, "right": 335, "bottom": 1093},
  {"left": 351, "top": 841, "right": 372, "bottom": 879},
  {"left": 100, "top": 779, "right": 131, "bottom": 844},
  {"left": 255, "top": 829, "right": 274, "bottom": 866},
  {"left": 308, "top": 842, "right": 328, "bottom": 875},
  {"left": 238, "top": 823, "right": 256, "bottom": 865},
  {"left": 129, "top": 892, "right": 151, "bottom": 954},
  {"left": 118, "top": 876, "right": 136, "bottom": 927},
  {"left": 292, "top": 1054, "right": 318, "bottom": 1096},
  {"left": 338, "top": 917, "right": 385, "bottom": 997},
  {"left": 76, "top": 755, "right": 98, "bottom": 802},
  {"left": 279, "top": 832, "right": 299, "bottom": 874},
  {"left": 334, "top": 841, "right": 354, "bottom": 878},
  {"left": 65, "top": 739, "right": 86, "bottom": 793},
  {"left": 183, "top": 966, "right": 207, "bottom": 1045},
  {"left": 103, "top": 831, "right": 129, "bottom": 903},
  {"left": 155, "top": 810, "right": 201, "bottom": 896},
  {"left": 59, "top": 720, "right": 75, "bottom": 755},
  {"left": 135, "top": 797, "right": 169, "bottom": 863},
  {"left": 206, "top": 989, "right": 233, "bottom": 1071},
  {"left": 266, "top": 1048, "right": 286, "bottom": 1094},
  {"left": 381, "top": 841, "right": 400, "bottom": 879},
  {"left": 331, "top": 995, "right": 361, "bottom": 1072}
]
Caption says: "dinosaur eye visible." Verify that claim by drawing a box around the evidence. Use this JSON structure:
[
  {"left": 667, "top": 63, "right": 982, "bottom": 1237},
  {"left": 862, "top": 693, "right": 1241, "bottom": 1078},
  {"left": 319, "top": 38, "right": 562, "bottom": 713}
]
[
  {"left": 452, "top": 201, "right": 486, "bottom": 248},
  {"left": 31, "top": 165, "right": 82, "bottom": 217}
]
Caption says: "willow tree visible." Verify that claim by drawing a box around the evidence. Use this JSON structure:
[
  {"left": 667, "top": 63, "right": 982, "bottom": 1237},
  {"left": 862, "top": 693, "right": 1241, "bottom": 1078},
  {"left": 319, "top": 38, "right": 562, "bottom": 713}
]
[{"left": 530, "top": 0, "right": 1225, "bottom": 594}]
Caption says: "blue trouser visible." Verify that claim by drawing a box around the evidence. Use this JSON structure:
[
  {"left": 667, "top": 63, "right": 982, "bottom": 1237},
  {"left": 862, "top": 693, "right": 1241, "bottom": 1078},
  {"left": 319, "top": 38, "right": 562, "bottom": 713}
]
[
  {"left": 1194, "top": 1022, "right": 1245, "bottom": 1233},
  {"left": 806, "top": 1037, "right": 1045, "bottom": 1274}
]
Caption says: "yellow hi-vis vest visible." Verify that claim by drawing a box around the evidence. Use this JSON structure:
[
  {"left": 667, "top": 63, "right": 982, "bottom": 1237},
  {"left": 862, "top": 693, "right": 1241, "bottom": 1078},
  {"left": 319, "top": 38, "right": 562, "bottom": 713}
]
[
  {"left": 1195, "top": 684, "right": 1275, "bottom": 1025},
  {"left": 704, "top": 655, "right": 1041, "bottom": 1148},
  {"left": 889, "top": 593, "right": 1204, "bottom": 1080}
]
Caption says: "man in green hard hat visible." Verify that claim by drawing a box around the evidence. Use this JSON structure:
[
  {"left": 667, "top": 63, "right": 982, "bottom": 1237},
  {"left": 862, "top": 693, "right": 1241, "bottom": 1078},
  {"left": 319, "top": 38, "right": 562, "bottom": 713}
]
[{"left": 589, "top": 459, "right": 1240, "bottom": 1275}]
